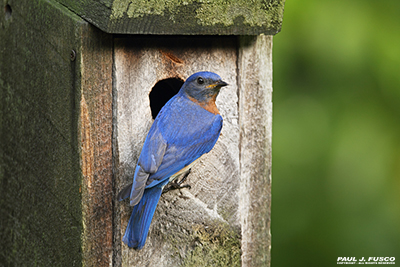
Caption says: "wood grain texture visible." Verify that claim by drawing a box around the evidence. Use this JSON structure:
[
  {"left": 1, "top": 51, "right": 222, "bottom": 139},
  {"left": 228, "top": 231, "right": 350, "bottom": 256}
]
[
  {"left": 54, "top": 0, "right": 285, "bottom": 35},
  {"left": 0, "top": 1, "right": 114, "bottom": 265},
  {"left": 80, "top": 24, "right": 114, "bottom": 267},
  {"left": 238, "top": 35, "right": 273, "bottom": 267},
  {"left": 0, "top": 0, "right": 85, "bottom": 265},
  {"left": 1, "top": 1, "right": 273, "bottom": 266},
  {"left": 114, "top": 35, "right": 273, "bottom": 266},
  {"left": 113, "top": 36, "right": 240, "bottom": 266}
]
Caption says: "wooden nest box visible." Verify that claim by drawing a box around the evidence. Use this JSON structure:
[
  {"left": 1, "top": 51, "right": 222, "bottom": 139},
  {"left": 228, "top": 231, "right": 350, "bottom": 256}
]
[{"left": 0, "top": 0, "right": 285, "bottom": 266}]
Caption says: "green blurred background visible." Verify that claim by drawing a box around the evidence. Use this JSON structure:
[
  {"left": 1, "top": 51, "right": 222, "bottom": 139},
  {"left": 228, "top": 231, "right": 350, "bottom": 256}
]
[{"left": 272, "top": 0, "right": 400, "bottom": 266}]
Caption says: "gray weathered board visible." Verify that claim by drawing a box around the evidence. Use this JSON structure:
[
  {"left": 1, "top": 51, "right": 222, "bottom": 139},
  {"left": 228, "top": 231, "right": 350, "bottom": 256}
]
[
  {"left": 0, "top": 0, "right": 114, "bottom": 266},
  {"left": 114, "top": 36, "right": 240, "bottom": 266},
  {"left": 113, "top": 35, "right": 272, "bottom": 266},
  {"left": 0, "top": 0, "right": 85, "bottom": 265},
  {"left": 54, "top": 0, "right": 285, "bottom": 35}
]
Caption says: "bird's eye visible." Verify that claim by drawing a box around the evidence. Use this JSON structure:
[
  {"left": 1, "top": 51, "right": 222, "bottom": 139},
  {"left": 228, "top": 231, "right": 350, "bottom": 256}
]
[{"left": 197, "top": 77, "right": 204, "bottom": 84}]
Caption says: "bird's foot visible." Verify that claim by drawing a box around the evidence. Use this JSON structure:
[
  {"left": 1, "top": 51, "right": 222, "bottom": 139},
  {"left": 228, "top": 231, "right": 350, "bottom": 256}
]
[{"left": 162, "top": 169, "right": 192, "bottom": 194}]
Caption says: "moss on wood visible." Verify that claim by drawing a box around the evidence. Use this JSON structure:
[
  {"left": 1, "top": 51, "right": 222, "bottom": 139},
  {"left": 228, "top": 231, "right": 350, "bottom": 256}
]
[
  {"left": 54, "top": 0, "right": 285, "bottom": 35},
  {"left": 182, "top": 222, "right": 241, "bottom": 267},
  {"left": 0, "top": 0, "right": 85, "bottom": 265}
]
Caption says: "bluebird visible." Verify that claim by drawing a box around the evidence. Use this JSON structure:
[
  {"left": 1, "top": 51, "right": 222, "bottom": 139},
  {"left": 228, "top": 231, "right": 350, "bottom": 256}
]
[{"left": 118, "top": 71, "right": 228, "bottom": 249}]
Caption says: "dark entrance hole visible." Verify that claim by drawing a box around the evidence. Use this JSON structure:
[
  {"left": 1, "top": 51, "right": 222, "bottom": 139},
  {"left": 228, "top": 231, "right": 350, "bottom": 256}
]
[{"left": 149, "top": 77, "right": 184, "bottom": 119}]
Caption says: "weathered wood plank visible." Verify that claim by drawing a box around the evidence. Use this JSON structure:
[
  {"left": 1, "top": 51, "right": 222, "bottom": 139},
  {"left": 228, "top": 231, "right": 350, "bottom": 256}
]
[
  {"left": 113, "top": 36, "right": 241, "bottom": 266},
  {"left": 54, "top": 0, "right": 285, "bottom": 35},
  {"left": 1, "top": 1, "right": 114, "bottom": 266},
  {"left": 114, "top": 35, "right": 273, "bottom": 266},
  {"left": 0, "top": 0, "right": 85, "bottom": 265},
  {"left": 80, "top": 25, "right": 114, "bottom": 267},
  {"left": 238, "top": 35, "right": 273, "bottom": 267},
  {"left": 1, "top": 1, "right": 275, "bottom": 266}
]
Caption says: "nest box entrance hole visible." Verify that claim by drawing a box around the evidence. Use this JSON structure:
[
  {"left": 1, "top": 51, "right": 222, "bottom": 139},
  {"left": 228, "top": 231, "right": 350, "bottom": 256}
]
[{"left": 149, "top": 77, "right": 184, "bottom": 119}]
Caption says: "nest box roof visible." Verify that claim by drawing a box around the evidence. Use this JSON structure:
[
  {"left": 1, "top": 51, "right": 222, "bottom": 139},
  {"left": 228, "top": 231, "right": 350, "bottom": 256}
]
[{"left": 56, "top": 0, "right": 285, "bottom": 35}]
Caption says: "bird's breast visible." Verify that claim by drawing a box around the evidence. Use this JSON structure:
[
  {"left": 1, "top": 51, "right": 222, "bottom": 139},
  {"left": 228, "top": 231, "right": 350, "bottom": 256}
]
[{"left": 187, "top": 95, "right": 220, "bottom": 115}]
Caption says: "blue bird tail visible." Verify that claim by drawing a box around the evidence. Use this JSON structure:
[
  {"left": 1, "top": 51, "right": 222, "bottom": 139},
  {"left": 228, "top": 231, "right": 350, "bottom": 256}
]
[{"left": 122, "top": 185, "right": 163, "bottom": 249}]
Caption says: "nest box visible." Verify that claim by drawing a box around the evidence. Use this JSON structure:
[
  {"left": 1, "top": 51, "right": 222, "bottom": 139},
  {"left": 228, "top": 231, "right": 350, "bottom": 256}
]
[{"left": 0, "top": 0, "right": 285, "bottom": 266}]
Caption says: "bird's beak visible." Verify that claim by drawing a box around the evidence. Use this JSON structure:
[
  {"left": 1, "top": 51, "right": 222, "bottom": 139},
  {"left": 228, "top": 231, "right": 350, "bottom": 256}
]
[
  {"left": 207, "top": 80, "right": 228, "bottom": 89},
  {"left": 217, "top": 80, "right": 228, "bottom": 87}
]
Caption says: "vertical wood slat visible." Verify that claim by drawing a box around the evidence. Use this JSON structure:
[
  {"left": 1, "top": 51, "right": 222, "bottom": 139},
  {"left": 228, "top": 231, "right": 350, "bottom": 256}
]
[
  {"left": 113, "top": 36, "right": 240, "bottom": 267},
  {"left": 0, "top": 0, "right": 86, "bottom": 265},
  {"left": 80, "top": 25, "right": 114, "bottom": 267},
  {"left": 238, "top": 35, "right": 273, "bottom": 267}
]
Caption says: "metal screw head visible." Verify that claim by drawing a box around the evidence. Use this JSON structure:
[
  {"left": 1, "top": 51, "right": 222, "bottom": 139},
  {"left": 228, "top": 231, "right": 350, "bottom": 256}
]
[{"left": 70, "top": 50, "right": 76, "bottom": 61}]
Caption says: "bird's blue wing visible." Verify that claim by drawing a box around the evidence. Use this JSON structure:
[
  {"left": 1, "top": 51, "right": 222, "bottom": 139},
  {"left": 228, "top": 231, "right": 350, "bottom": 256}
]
[
  {"left": 127, "top": 93, "right": 222, "bottom": 205},
  {"left": 145, "top": 94, "right": 223, "bottom": 187},
  {"left": 129, "top": 124, "right": 167, "bottom": 206},
  {"left": 121, "top": 71, "right": 226, "bottom": 249}
]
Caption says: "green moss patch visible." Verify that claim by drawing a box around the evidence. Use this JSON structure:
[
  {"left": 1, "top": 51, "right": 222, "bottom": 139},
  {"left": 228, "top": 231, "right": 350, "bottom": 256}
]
[{"left": 183, "top": 222, "right": 241, "bottom": 267}]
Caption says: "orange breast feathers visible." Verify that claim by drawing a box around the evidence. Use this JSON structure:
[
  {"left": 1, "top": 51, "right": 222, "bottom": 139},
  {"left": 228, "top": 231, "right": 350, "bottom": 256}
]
[{"left": 188, "top": 95, "right": 220, "bottom": 115}]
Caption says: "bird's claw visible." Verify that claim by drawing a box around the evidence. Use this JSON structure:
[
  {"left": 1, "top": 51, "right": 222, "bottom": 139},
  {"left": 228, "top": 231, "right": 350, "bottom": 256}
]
[{"left": 162, "top": 169, "right": 192, "bottom": 194}]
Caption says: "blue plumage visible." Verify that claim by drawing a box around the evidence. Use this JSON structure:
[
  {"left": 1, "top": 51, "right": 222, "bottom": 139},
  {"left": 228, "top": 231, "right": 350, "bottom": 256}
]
[
  {"left": 122, "top": 183, "right": 165, "bottom": 248},
  {"left": 118, "top": 71, "right": 228, "bottom": 249}
]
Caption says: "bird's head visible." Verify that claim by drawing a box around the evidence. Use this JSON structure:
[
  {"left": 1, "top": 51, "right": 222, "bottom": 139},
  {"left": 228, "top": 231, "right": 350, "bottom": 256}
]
[{"left": 181, "top": 71, "right": 228, "bottom": 103}]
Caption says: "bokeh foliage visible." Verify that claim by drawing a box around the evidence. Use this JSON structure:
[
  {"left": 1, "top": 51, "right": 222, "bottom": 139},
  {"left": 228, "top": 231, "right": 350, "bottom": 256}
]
[{"left": 272, "top": 0, "right": 400, "bottom": 266}]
